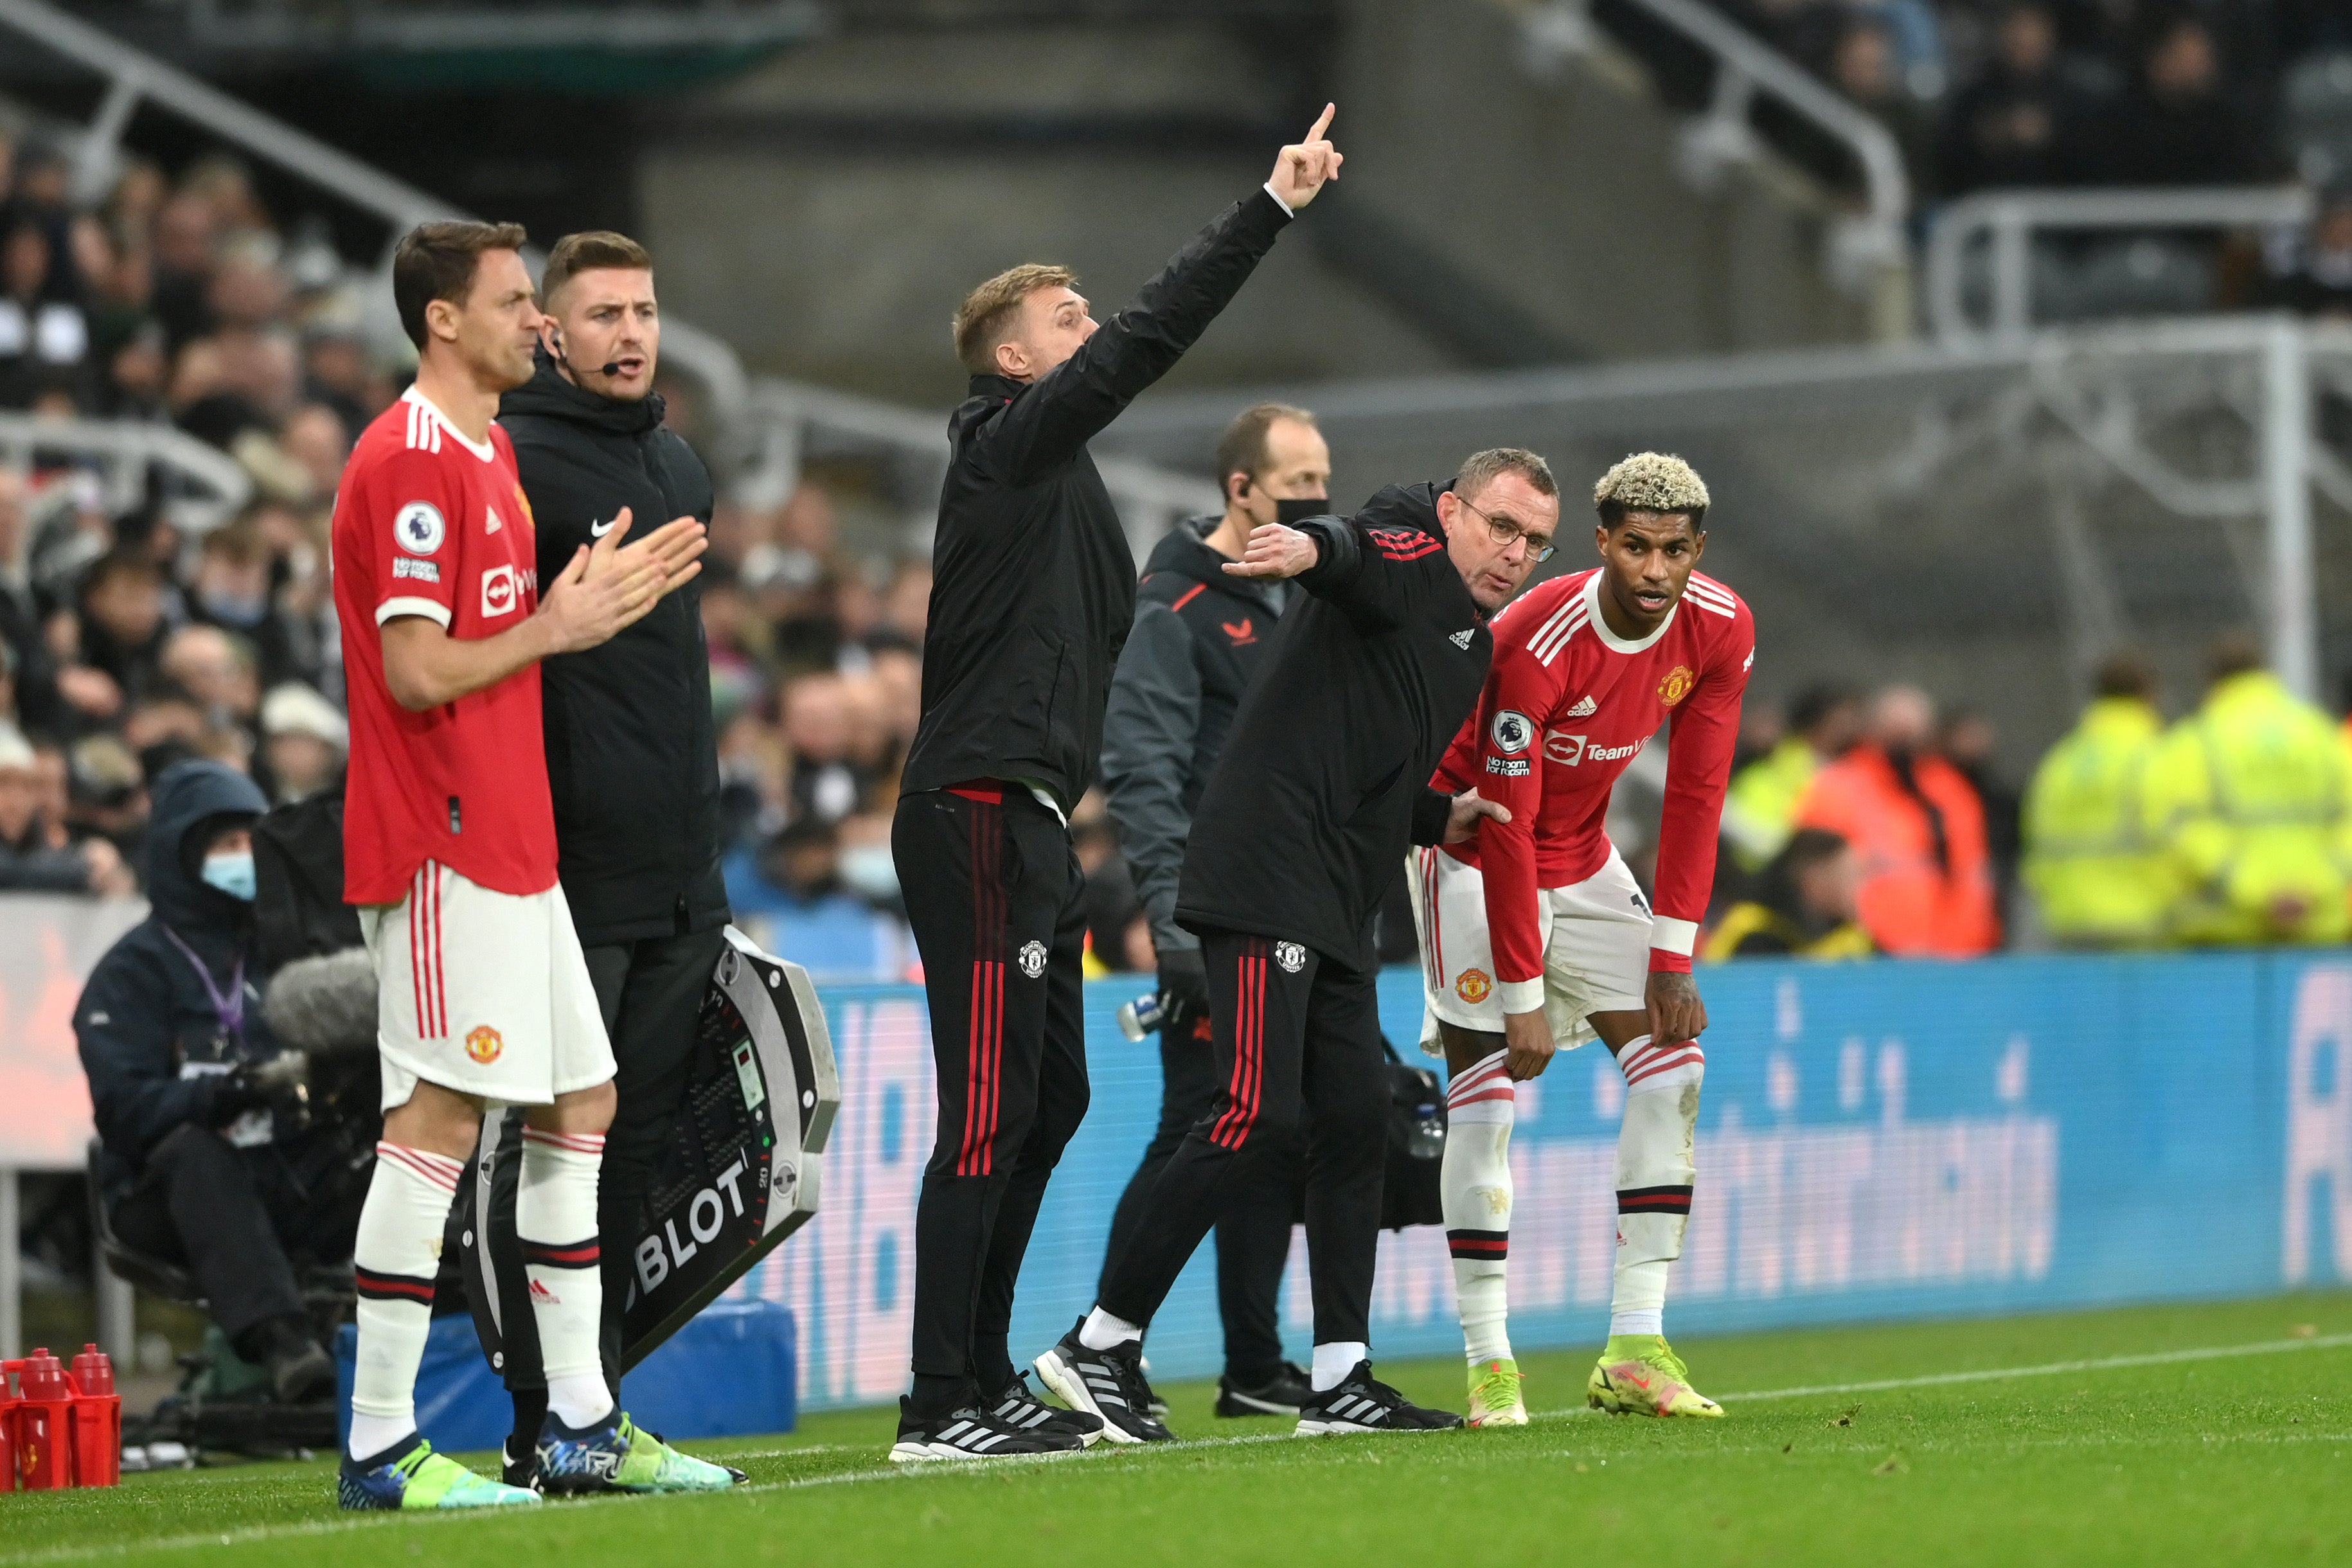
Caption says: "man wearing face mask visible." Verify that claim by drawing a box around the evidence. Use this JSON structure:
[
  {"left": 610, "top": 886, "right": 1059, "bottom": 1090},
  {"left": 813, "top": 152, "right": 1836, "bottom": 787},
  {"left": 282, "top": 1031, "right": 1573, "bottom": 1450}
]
[
  {"left": 463, "top": 229, "right": 729, "bottom": 1483},
  {"left": 1092, "top": 402, "right": 1326, "bottom": 1418},
  {"left": 76, "top": 759, "right": 360, "bottom": 1405}
]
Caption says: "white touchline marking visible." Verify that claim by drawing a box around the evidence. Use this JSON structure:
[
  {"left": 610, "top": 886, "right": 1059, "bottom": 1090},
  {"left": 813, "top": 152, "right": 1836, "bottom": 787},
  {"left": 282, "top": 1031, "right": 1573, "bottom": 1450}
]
[
  {"left": 8, "top": 1332, "right": 2347, "bottom": 1563},
  {"left": 1698, "top": 1332, "right": 2352, "bottom": 1406}
]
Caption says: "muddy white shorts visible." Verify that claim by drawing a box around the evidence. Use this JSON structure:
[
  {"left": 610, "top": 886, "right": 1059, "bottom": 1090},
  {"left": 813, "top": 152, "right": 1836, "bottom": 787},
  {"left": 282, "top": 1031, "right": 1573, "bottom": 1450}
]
[
  {"left": 360, "top": 859, "right": 615, "bottom": 1110},
  {"left": 1406, "top": 842, "right": 1653, "bottom": 1051}
]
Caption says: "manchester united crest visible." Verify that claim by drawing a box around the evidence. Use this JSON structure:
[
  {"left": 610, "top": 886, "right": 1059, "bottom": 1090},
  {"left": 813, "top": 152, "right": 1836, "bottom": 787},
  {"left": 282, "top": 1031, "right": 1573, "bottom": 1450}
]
[
  {"left": 1017, "top": 940, "right": 1047, "bottom": 979},
  {"left": 465, "top": 1025, "right": 504, "bottom": 1065},
  {"left": 1274, "top": 941, "right": 1307, "bottom": 974},
  {"left": 1456, "top": 968, "right": 1492, "bottom": 1004},
  {"left": 1658, "top": 665, "right": 1696, "bottom": 708}
]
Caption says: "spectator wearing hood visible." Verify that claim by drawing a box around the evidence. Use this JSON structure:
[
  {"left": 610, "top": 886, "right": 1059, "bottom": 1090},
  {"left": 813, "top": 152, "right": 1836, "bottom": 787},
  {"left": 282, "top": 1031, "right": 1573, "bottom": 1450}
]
[{"left": 74, "top": 760, "right": 360, "bottom": 1403}]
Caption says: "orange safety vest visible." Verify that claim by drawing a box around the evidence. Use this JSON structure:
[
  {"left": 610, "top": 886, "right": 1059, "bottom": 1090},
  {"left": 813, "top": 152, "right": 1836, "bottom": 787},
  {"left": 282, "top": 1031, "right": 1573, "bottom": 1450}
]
[{"left": 1794, "top": 745, "right": 2000, "bottom": 956}]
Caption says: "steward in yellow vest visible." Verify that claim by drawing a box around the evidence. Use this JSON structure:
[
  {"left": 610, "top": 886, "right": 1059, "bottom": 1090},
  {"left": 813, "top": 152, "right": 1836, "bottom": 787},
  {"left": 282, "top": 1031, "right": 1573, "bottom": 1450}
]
[{"left": 2020, "top": 654, "right": 2170, "bottom": 947}]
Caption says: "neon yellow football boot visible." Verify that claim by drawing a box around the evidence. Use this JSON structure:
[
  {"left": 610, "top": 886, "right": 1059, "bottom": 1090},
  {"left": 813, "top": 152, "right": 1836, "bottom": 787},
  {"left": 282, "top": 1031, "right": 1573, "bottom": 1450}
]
[
  {"left": 1466, "top": 1358, "right": 1528, "bottom": 1427},
  {"left": 1585, "top": 1336, "right": 1723, "bottom": 1418}
]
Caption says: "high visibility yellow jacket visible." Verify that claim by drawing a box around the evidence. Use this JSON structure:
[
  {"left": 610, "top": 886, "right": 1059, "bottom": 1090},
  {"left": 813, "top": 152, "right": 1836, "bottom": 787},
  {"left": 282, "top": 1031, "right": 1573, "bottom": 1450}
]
[
  {"left": 1723, "top": 737, "right": 1817, "bottom": 871},
  {"left": 1702, "top": 903, "right": 1874, "bottom": 961},
  {"left": 2020, "top": 696, "right": 2170, "bottom": 946},
  {"left": 2142, "top": 671, "right": 2352, "bottom": 945}
]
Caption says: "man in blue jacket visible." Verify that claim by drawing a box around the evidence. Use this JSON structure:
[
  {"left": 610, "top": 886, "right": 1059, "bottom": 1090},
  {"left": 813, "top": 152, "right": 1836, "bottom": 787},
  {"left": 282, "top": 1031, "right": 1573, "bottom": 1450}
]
[{"left": 76, "top": 760, "right": 362, "bottom": 1403}]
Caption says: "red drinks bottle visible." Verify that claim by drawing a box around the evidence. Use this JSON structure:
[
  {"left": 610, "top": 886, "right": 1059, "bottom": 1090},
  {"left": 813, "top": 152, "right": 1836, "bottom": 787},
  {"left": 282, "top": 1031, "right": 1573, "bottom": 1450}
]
[{"left": 69, "top": 1346, "right": 120, "bottom": 1487}]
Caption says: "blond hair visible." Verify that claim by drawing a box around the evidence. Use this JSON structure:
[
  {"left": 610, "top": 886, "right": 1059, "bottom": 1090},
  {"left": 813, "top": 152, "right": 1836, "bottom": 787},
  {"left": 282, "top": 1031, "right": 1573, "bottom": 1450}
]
[
  {"left": 952, "top": 263, "right": 1075, "bottom": 377},
  {"left": 1593, "top": 452, "right": 1709, "bottom": 525}
]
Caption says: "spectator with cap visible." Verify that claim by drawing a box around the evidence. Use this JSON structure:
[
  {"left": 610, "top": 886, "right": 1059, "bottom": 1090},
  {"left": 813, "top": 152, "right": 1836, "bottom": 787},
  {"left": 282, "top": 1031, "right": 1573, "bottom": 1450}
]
[{"left": 258, "top": 682, "right": 344, "bottom": 805}]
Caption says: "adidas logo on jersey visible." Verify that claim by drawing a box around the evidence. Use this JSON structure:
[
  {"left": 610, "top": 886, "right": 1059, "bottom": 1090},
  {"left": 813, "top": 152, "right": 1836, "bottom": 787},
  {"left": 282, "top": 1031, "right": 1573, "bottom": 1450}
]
[
  {"left": 1449, "top": 629, "right": 1474, "bottom": 650},
  {"left": 1565, "top": 695, "right": 1598, "bottom": 718}
]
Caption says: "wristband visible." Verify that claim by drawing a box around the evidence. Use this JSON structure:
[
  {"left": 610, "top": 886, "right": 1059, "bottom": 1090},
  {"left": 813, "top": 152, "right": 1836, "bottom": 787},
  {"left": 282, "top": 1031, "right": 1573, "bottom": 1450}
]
[{"left": 1648, "top": 949, "right": 1693, "bottom": 975}]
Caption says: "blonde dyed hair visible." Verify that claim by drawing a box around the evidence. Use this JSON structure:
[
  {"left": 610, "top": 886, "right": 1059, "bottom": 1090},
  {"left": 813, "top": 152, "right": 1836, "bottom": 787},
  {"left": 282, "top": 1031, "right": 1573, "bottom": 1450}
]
[{"left": 1593, "top": 452, "right": 1710, "bottom": 525}]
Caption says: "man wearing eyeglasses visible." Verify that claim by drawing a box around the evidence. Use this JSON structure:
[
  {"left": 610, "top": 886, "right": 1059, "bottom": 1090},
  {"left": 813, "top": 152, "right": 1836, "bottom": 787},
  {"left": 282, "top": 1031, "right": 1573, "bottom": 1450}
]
[
  {"left": 1036, "top": 449, "right": 1550, "bottom": 1441},
  {"left": 1406, "top": 452, "right": 1752, "bottom": 1429}
]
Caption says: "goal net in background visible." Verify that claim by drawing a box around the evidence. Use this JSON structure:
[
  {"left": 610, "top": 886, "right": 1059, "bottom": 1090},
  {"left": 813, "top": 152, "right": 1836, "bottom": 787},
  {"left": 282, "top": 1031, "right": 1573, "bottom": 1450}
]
[{"left": 1101, "top": 316, "right": 2352, "bottom": 777}]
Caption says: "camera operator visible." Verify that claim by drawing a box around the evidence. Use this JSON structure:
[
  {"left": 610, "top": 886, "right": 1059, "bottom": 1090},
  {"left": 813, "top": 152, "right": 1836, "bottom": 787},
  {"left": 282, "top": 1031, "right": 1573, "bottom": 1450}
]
[{"left": 75, "top": 759, "right": 360, "bottom": 1403}]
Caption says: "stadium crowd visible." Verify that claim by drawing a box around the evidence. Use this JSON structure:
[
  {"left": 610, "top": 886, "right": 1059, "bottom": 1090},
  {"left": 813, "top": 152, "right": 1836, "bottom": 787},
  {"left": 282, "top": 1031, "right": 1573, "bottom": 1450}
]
[{"left": 3, "top": 115, "right": 2349, "bottom": 985}]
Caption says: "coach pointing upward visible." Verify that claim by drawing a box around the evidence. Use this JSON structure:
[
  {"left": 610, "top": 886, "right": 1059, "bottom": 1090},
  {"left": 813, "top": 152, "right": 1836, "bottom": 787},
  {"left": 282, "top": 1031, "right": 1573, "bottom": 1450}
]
[{"left": 889, "top": 107, "right": 1343, "bottom": 1461}]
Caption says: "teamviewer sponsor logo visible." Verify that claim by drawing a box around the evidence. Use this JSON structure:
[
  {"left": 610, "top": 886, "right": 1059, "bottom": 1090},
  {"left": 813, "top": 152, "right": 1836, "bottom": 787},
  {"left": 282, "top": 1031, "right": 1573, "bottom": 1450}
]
[
  {"left": 1544, "top": 731, "right": 1646, "bottom": 766},
  {"left": 479, "top": 563, "right": 537, "bottom": 618}
]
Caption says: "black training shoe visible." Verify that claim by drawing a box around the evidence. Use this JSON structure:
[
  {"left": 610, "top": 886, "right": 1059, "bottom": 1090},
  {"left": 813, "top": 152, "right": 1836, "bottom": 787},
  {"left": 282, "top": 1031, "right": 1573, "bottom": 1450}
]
[
  {"left": 988, "top": 1372, "right": 1105, "bottom": 1447},
  {"left": 501, "top": 1439, "right": 540, "bottom": 1492},
  {"left": 889, "top": 1396, "right": 1088, "bottom": 1463},
  {"left": 1216, "top": 1362, "right": 1314, "bottom": 1418},
  {"left": 1033, "top": 1319, "right": 1175, "bottom": 1445},
  {"left": 1294, "top": 1362, "right": 1464, "bottom": 1435}
]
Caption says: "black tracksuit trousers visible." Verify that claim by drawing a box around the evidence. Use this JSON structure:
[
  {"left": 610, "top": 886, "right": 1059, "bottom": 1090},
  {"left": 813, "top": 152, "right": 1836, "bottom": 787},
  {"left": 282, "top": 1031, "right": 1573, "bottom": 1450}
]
[
  {"left": 111, "top": 1124, "right": 365, "bottom": 1350},
  {"left": 1099, "top": 928, "right": 1387, "bottom": 1348},
  {"left": 894, "top": 783, "right": 1091, "bottom": 1414},
  {"left": 459, "top": 923, "right": 727, "bottom": 1412},
  {"left": 1099, "top": 1020, "right": 1298, "bottom": 1384}
]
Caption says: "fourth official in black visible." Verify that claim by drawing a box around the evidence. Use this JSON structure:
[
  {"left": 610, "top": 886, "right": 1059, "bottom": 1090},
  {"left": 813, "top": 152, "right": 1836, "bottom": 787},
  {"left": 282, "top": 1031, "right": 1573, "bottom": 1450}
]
[{"left": 461, "top": 231, "right": 735, "bottom": 1488}]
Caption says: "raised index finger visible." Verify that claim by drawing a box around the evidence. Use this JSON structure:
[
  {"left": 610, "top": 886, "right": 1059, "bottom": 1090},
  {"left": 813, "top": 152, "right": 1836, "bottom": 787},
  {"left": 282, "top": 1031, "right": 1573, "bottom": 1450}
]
[{"left": 1303, "top": 102, "right": 1335, "bottom": 144}]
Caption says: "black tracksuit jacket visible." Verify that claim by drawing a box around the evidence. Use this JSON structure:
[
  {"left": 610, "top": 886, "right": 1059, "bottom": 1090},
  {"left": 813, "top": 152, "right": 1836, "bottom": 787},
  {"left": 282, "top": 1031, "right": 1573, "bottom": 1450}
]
[
  {"left": 900, "top": 186, "right": 1293, "bottom": 810},
  {"left": 1099, "top": 515, "right": 1287, "bottom": 954},
  {"left": 1176, "top": 484, "right": 1493, "bottom": 972},
  {"left": 499, "top": 353, "right": 729, "bottom": 947}
]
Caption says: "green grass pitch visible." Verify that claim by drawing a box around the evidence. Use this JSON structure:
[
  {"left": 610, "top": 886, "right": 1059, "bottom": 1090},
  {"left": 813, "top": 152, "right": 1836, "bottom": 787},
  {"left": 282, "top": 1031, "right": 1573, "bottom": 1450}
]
[{"left": 6, "top": 1292, "right": 2349, "bottom": 1567}]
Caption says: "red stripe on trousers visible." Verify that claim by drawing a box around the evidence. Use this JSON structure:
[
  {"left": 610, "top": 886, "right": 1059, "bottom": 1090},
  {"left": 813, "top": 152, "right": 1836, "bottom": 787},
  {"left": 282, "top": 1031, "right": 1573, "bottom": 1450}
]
[
  {"left": 1223, "top": 949, "right": 1260, "bottom": 1147},
  {"left": 958, "top": 800, "right": 1004, "bottom": 1177},
  {"left": 1216, "top": 949, "right": 1266, "bottom": 1149},
  {"left": 407, "top": 867, "right": 425, "bottom": 1042},
  {"left": 425, "top": 862, "right": 443, "bottom": 1038}
]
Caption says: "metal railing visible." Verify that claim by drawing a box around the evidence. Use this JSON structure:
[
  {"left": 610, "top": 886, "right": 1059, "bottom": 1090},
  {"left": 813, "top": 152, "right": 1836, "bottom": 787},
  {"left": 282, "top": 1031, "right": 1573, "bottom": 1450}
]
[
  {"left": 182, "top": 0, "right": 826, "bottom": 52},
  {"left": 1925, "top": 186, "right": 2317, "bottom": 344},
  {"left": 1, "top": 0, "right": 1213, "bottom": 549},
  {"left": 0, "top": 411, "right": 253, "bottom": 530},
  {"left": 1510, "top": 0, "right": 1911, "bottom": 298}
]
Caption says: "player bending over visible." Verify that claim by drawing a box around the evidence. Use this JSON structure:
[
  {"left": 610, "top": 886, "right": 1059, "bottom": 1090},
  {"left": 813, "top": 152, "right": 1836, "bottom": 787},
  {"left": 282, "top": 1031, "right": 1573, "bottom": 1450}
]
[
  {"left": 332, "top": 222, "right": 719, "bottom": 1510},
  {"left": 1411, "top": 453, "right": 1751, "bottom": 1425}
]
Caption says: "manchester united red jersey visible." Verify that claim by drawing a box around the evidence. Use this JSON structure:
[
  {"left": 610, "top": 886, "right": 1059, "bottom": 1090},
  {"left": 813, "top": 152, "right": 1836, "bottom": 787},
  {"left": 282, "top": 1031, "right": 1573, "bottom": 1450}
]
[
  {"left": 1432, "top": 566, "right": 1754, "bottom": 987},
  {"left": 334, "top": 387, "right": 555, "bottom": 904}
]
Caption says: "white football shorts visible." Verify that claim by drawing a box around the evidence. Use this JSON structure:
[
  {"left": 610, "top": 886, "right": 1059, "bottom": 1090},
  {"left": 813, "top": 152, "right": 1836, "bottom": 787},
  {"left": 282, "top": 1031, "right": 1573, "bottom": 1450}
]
[
  {"left": 360, "top": 859, "right": 615, "bottom": 1110},
  {"left": 1406, "top": 842, "right": 1652, "bottom": 1051}
]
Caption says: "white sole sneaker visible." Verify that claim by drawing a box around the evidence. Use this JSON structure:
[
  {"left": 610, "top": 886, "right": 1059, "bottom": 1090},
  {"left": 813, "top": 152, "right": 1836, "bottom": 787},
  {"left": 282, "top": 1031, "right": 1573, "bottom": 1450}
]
[{"left": 1034, "top": 1347, "right": 1146, "bottom": 1446}]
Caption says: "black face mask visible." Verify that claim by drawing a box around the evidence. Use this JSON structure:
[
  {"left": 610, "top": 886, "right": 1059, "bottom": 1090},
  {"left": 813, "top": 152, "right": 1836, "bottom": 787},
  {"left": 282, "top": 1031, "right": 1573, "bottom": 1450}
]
[{"left": 1274, "top": 496, "right": 1333, "bottom": 528}]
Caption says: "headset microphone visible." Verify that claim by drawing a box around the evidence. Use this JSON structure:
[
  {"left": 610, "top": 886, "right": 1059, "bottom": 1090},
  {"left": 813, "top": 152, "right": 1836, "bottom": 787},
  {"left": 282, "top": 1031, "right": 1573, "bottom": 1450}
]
[{"left": 549, "top": 325, "right": 630, "bottom": 380}]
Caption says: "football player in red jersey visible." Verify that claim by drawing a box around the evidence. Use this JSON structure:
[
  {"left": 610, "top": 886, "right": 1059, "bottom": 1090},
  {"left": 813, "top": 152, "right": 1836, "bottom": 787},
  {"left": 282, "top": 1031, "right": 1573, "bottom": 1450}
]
[
  {"left": 1409, "top": 453, "right": 1752, "bottom": 1425},
  {"left": 332, "top": 222, "right": 715, "bottom": 1511}
]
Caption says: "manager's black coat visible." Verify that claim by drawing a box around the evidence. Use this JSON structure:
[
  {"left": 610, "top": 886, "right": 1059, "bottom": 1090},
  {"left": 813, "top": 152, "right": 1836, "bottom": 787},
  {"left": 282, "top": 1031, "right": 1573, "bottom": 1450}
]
[
  {"left": 900, "top": 186, "right": 1293, "bottom": 810},
  {"left": 500, "top": 352, "right": 728, "bottom": 947},
  {"left": 1177, "top": 485, "right": 1491, "bottom": 972}
]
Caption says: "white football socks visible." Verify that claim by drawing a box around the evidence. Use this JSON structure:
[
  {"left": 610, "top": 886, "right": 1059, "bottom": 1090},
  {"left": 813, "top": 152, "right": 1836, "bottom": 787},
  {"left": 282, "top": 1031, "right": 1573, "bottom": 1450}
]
[
  {"left": 517, "top": 1127, "right": 613, "bottom": 1429},
  {"left": 348, "top": 1141, "right": 465, "bottom": 1461},
  {"left": 1610, "top": 1035, "right": 1704, "bottom": 1340},
  {"left": 1310, "top": 1341, "right": 1368, "bottom": 1392},
  {"left": 1441, "top": 1049, "right": 1515, "bottom": 1366},
  {"left": 1079, "top": 1306, "right": 1145, "bottom": 1351}
]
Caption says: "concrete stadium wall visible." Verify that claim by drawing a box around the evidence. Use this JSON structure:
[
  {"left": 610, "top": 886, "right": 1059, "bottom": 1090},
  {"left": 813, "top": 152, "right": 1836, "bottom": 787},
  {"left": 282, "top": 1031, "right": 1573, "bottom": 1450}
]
[
  {"left": 632, "top": 22, "right": 1460, "bottom": 409},
  {"left": 742, "top": 955, "right": 2352, "bottom": 1412}
]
